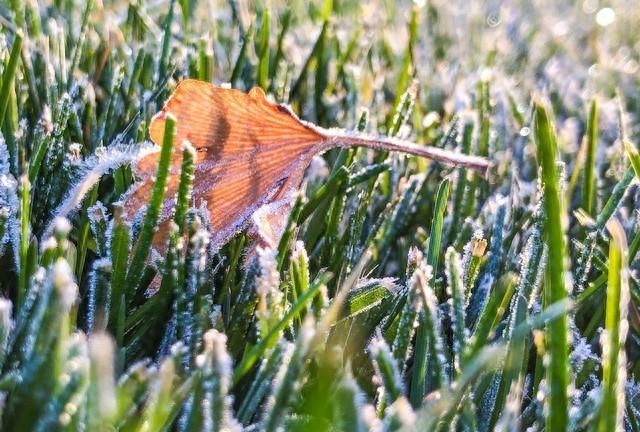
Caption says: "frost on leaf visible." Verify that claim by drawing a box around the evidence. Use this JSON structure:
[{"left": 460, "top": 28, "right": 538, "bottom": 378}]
[{"left": 43, "top": 142, "right": 159, "bottom": 239}]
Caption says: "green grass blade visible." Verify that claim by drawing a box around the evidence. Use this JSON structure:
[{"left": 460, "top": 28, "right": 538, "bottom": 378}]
[
  {"left": 371, "top": 335, "right": 404, "bottom": 403},
  {"left": 427, "top": 178, "right": 450, "bottom": 288},
  {"left": 445, "top": 247, "right": 466, "bottom": 375},
  {"left": 466, "top": 273, "right": 516, "bottom": 360},
  {"left": 625, "top": 140, "right": 640, "bottom": 181},
  {"left": 594, "top": 167, "right": 635, "bottom": 230},
  {"left": 597, "top": 219, "right": 629, "bottom": 432},
  {"left": 261, "top": 323, "right": 313, "bottom": 432},
  {"left": 412, "top": 345, "right": 506, "bottom": 430},
  {"left": 256, "top": 7, "right": 270, "bottom": 90},
  {"left": 582, "top": 97, "right": 598, "bottom": 215},
  {"left": 126, "top": 114, "right": 176, "bottom": 299},
  {"left": 410, "top": 177, "right": 449, "bottom": 405},
  {"left": 230, "top": 23, "right": 253, "bottom": 86},
  {"left": 0, "top": 30, "right": 22, "bottom": 132},
  {"left": 232, "top": 272, "right": 330, "bottom": 384},
  {"left": 534, "top": 101, "right": 570, "bottom": 432},
  {"left": 391, "top": 250, "right": 423, "bottom": 373},
  {"left": 157, "top": 0, "right": 176, "bottom": 84},
  {"left": 17, "top": 175, "right": 31, "bottom": 308},
  {"left": 110, "top": 207, "right": 130, "bottom": 348},
  {"left": 237, "top": 343, "right": 285, "bottom": 424},
  {"left": 173, "top": 141, "right": 195, "bottom": 235},
  {"left": 0, "top": 30, "right": 22, "bottom": 173}
]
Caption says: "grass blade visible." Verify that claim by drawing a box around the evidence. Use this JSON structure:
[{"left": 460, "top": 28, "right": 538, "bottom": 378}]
[
  {"left": 534, "top": 101, "right": 570, "bottom": 432},
  {"left": 410, "top": 178, "right": 449, "bottom": 405},
  {"left": 582, "top": 98, "right": 598, "bottom": 215},
  {"left": 232, "top": 272, "right": 330, "bottom": 384},
  {"left": 597, "top": 219, "right": 629, "bottom": 432},
  {"left": 126, "top": 114, "right": 177, "bottom": 299},
  {"left": 625, "top": 140, "right": 640, "bottom": 181}
]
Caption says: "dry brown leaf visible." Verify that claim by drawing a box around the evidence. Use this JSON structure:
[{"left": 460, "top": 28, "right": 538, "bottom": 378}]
[{"left": 122, "top": 79, "right": 490, "bottom": 255}]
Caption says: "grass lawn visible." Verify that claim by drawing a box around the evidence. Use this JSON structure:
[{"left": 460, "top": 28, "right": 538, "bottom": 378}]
[{"left": 0, "top": 0, "right": 639, "bottom": 430}]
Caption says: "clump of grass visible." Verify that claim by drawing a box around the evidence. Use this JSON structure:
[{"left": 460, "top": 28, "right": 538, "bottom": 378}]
[{"left": 0, "top": 1, "right": 639, "bottom": 431}]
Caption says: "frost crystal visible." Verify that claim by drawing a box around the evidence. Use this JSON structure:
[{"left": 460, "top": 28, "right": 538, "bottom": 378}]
[
  {"left": 44, "top": 141, "right": 159, "bottom": 239},
  {"left": 570, "top": 334, "right": 598, "bottom": 372},
  {"left": 255, "top": 246, "right": 284, "bottom": 332},
  {"left": 0, "top": 137, "right": 18, "bottom": 264}
]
